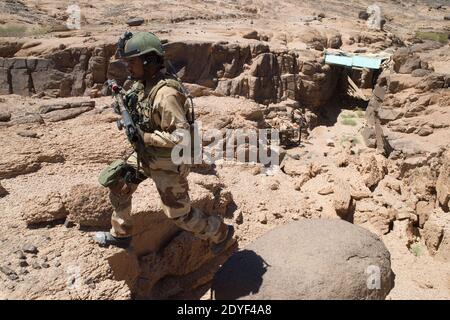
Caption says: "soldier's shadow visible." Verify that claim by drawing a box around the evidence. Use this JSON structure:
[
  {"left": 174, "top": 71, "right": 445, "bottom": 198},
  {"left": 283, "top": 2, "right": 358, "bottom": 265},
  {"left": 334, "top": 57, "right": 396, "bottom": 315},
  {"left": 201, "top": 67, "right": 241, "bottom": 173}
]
[{"left": 211, "top": 249, "right": 270, "bottom": 300}]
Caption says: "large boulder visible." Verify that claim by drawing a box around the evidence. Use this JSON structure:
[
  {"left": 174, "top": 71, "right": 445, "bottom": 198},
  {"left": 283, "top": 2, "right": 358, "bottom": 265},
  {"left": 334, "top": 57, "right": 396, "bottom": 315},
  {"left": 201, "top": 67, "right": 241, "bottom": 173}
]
[
  {"left": 65, "top": 184, "right": 113, "bottom": 229},
  {"left": 212, "top": 219, "right": 395, "bottom": 299},
  {"left": 22, "top": 192, "right": 68, "bottom": 225}
]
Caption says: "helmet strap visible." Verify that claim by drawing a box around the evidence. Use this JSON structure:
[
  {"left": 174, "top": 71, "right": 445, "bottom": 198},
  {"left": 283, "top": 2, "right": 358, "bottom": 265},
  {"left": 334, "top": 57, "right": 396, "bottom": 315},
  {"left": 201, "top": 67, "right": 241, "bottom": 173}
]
[
  {"left": 142, "top": 62, "right": 160, "bottom": 80},
  {"left": 142, "top": 54, "right": 164, "bottom": 78}
]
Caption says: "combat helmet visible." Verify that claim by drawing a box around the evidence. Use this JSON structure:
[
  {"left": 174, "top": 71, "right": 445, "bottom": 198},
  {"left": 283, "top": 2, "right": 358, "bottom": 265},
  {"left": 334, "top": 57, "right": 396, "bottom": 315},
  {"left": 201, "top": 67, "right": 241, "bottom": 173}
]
[{"left": 117, "top": 31, "right": 164, "bottom": 59}]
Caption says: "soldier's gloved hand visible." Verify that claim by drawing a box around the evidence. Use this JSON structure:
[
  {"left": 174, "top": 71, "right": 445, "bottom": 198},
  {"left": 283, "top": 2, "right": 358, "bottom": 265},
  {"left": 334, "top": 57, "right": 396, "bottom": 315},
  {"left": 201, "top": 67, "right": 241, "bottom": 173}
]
[
  {"left": 109, "top": 180, "right": 132, "bottom": 196},
  {"left": 135, "top": 127, "right": 159, "bottom": 146},
  {"left": 136, "top": 126, "right": 147, "bottom": 141},
  {"left": 136, "top": 127, "right": 174, "bottom": 148},
  {"left": 136, "top": 126, "right": 154, "bottom": 146}
]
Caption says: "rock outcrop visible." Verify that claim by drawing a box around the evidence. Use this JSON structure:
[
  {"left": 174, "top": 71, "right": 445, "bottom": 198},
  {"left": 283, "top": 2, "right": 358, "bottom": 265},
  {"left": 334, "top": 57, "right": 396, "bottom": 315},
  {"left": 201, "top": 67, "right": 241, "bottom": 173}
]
[
  {"left": 19, "top": 172, "right": 237, "bottom": 299},
  {"left": 1, "top": 40, "right": 340, "bottom": 109}
]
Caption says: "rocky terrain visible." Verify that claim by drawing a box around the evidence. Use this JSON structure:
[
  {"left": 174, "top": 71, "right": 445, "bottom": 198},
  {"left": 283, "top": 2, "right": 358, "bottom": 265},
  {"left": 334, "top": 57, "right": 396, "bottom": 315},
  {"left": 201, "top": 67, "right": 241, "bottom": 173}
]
[{"left": 0, "top": 0, "right": 449, "bottom": 299}]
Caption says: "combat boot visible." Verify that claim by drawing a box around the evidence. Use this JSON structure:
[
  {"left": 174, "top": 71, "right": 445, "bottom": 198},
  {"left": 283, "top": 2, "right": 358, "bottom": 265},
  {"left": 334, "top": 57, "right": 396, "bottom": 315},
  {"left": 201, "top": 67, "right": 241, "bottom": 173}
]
[
  {"left": 94, "top": 231, "right": 132, "bottom": 249},
  {"left": 210, "top": 225, "right": 235, "bottom": 255}
]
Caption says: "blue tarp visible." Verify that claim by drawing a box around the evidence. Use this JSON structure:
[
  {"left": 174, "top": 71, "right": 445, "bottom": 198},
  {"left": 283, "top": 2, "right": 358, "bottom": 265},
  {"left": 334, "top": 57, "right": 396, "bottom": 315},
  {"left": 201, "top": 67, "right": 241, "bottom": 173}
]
[{"left": 325, "top": 53, "right": 383, "bottom": 69}]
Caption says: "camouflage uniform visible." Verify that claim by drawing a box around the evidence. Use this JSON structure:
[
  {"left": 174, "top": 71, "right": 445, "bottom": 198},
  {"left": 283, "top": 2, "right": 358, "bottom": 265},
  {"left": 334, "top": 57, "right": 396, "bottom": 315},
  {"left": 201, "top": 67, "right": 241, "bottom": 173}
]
[{"left": 101, "top": 72, "right": 228, "bottom": 244}]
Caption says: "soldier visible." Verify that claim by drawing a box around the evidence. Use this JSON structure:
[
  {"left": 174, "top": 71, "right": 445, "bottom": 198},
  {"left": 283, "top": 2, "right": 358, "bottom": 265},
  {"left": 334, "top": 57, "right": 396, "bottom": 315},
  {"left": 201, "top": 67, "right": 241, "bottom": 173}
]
[{"left": 94, "top": 32, "right": 235, "bottom": 255}]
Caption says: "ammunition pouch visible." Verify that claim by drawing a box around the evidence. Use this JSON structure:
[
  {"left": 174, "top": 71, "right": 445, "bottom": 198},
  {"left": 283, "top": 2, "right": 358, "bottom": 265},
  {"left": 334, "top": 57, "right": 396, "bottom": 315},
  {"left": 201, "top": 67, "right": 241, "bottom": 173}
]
[{"left": 98, "top": 160, "right": 145, "bottom": 187}]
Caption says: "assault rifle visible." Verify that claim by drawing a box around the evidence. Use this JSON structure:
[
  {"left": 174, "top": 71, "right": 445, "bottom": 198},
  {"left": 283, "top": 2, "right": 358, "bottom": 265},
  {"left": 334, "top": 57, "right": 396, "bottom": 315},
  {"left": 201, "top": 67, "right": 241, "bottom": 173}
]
[{"left": 107, "top": 79, "right": 149, "bottom": 176}]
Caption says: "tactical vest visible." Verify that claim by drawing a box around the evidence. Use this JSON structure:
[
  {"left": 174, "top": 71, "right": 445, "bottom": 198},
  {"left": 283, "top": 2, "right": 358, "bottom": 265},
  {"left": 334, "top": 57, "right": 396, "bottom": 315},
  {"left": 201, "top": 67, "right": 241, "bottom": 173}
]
[{"left": 129, "top": 74, "right": 194, "bottom": 159}]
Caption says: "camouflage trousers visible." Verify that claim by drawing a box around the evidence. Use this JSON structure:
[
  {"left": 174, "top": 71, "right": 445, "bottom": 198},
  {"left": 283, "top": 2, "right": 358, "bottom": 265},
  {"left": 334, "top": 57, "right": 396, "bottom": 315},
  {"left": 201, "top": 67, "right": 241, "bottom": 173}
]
[{"left": 104, "top": 153, "right": 227, "bottom": 243}]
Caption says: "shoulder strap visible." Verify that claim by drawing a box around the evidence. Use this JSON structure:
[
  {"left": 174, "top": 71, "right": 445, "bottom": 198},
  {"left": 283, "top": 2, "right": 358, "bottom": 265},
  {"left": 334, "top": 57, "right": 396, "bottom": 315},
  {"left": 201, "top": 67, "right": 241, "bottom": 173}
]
[
  {"left": 149, "top": 78, "right": 183, "bottom": 104},
  {"left": 148, "top": 75, "right": 195, "bottom": 124}
]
